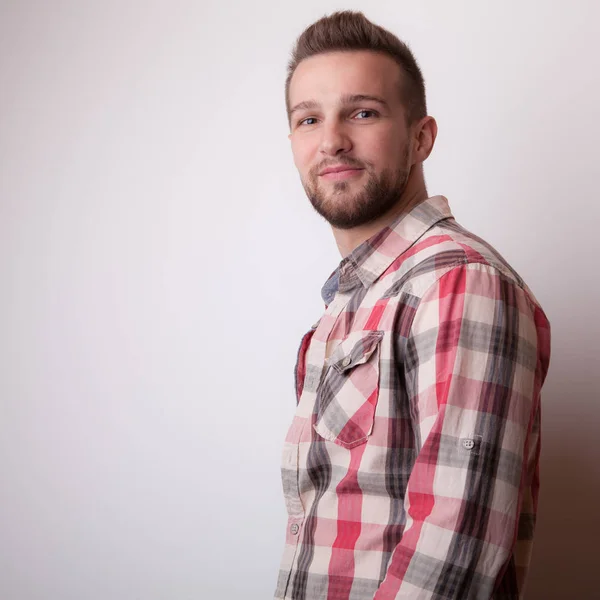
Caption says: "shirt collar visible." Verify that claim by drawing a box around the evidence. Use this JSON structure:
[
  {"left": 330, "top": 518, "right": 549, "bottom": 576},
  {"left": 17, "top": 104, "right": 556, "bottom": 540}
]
[{"left": 321, "top": 195, "right": 454, "bottom": 304}]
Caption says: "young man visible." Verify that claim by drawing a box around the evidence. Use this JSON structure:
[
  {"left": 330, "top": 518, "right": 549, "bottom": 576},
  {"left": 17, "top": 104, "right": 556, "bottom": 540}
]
[{"left": 275, "top": 11, "right": 551, "bottom": 600}]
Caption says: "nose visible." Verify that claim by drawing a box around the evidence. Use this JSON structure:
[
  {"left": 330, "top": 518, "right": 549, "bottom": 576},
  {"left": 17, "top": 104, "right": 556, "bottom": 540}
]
[{"left": 319, "top": 120, "right": 352, "bottom": 156}]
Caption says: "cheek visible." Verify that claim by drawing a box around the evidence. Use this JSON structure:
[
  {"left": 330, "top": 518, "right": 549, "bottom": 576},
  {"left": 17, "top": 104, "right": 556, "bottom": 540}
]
[
  {"left": 291, "top": 139, "right": 316, "bottom": 173},
  {"left": 365, "top": 131, "right": 406, "bottom": 168}
]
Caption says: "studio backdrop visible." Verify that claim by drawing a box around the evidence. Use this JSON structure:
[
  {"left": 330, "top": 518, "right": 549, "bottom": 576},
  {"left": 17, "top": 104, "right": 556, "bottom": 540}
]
[{"left": 1, "top": 1, "right": 598, "bottom": 599}]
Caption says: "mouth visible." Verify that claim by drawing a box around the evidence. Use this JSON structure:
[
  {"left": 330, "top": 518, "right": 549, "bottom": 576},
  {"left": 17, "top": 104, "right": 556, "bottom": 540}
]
[{"left": 319, "top": 167, "right": 364, "bottom": 181}]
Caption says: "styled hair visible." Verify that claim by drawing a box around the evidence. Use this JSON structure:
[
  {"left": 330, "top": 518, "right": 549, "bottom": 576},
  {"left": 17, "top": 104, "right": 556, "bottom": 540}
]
[{"left": 285, "top": 11, "right": 427, "bottom": 126}]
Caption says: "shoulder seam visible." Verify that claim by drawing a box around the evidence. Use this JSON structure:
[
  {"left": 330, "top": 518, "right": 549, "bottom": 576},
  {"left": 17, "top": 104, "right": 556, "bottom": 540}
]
[{"left": 405, "top": 259, "right": 538, "bottom": 338}]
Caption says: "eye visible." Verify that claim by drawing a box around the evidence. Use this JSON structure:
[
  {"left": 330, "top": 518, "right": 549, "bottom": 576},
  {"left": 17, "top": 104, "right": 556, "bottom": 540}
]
[
  {"left": 354, "top": 109, "right": 377, "bottom": 120},
  {"left": 298, "top": 117, "right": 318, "bottom": 127}
]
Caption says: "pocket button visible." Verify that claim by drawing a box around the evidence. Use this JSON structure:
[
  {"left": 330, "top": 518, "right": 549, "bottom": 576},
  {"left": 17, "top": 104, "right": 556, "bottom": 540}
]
[{"left": 341, "top": 356, "right": 352, "bottom": 367}]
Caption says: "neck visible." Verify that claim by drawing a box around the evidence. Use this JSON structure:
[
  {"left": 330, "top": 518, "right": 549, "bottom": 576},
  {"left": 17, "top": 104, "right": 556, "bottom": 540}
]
[{"left": 332, "top": 167, "right": 429, "bottom": 259}]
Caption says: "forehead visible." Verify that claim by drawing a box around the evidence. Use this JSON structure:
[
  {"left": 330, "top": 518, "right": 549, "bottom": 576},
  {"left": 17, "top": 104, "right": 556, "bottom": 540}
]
[{"left": 289, "top": 50, "right": 403, "bottom": 107}]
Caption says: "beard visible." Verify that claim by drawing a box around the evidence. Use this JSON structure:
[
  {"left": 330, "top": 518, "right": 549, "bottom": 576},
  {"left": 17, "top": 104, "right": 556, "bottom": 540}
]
[{"left": 301, "top": 148, "right": 411, "bottom": 230}]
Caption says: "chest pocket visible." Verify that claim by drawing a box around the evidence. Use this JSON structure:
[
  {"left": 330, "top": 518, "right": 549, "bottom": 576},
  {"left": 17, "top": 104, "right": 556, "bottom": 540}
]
[{"left": 314, "top": 329, "right": 384, "bottom": 449}]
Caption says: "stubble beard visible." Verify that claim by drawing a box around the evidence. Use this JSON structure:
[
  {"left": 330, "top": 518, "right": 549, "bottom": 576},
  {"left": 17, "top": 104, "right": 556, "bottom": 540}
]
[{"left": 302, "top": 150, "right": 411, "bottom": 230}]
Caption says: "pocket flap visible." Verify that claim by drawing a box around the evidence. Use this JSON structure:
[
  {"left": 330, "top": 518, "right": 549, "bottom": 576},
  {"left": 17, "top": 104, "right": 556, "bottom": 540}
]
[{"left": 327, "top": 329, "right": 384, "bottom": 374}]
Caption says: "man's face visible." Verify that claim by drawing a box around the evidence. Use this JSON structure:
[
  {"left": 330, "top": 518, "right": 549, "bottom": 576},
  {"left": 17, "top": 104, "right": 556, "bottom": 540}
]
[{"left": 288, "top": 50, "right": 413, "bottom": 230}]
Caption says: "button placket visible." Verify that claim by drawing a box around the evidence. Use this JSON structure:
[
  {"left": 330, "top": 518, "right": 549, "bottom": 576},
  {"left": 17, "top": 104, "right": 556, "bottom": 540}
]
[{"left": 283, "top": 290, "right": 353, "bottom": 594}]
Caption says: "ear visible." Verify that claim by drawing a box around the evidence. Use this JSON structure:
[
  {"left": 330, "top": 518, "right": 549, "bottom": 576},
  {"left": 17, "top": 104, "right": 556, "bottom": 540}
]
[{"left": 413, "top": 116, "right": 438, "bottom": 163}]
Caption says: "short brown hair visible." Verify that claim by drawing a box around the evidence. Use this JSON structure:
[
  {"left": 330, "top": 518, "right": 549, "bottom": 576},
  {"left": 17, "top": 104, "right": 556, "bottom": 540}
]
[{"left": 285, "top": 11, "right": 427, "bottom": 127}]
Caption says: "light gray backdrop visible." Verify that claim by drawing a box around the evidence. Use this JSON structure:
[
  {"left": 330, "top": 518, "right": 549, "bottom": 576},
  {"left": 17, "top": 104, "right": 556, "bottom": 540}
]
[{"left": 1, "top": 1, "right": 598, "bottom": 598}]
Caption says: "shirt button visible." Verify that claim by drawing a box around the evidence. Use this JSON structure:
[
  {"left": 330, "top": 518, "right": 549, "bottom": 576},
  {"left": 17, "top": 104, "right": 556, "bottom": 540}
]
[
  {"left": 290, "top": 523, "right": 299, "bottom": 535},
  {"left": 341, "top": 356, "right": 352, "bottom": 367}
]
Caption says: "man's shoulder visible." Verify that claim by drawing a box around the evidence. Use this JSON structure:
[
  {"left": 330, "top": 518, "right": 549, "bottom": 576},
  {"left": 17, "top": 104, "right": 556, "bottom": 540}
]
[{"left": 381, "top": 217, "right": 534, "bottom": 303}]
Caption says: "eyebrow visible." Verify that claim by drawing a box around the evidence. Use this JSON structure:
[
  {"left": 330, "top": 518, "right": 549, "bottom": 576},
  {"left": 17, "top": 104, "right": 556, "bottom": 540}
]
[{"left": 289, "top": 93, "right": 390, "bottom": 116}]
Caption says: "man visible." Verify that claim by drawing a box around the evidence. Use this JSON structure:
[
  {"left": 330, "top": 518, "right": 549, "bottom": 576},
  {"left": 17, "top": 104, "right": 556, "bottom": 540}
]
[{"left": 275, "top": 10, "right": 551, "bottom": 600}]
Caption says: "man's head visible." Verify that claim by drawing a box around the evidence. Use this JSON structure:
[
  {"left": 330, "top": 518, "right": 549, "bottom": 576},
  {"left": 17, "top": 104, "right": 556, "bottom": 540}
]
[{"left": 286, "top": 11, "right": 436, "bottom": 230}]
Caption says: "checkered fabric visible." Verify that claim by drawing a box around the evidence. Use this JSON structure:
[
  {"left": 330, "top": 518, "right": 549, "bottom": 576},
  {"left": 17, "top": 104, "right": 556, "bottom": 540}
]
[{"left": 275, "top": 196, "right": 551, "bottom": 600}]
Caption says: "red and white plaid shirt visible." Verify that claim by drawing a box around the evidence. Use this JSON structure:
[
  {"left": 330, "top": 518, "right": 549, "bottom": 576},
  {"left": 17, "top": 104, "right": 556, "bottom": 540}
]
[{"left": 275, "top": 195, "right": 551, "bottom": 600}]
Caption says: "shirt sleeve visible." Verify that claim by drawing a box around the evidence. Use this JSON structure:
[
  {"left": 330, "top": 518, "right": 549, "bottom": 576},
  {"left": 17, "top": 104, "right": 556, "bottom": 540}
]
[{"left": 373, "top": 262, "right": 551, "bottom": 599}]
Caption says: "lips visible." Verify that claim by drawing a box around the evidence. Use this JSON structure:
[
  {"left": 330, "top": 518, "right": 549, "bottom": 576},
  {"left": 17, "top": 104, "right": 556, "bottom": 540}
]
[
  {"left": 318, "top": 165, "right": 364, "bottom": 181},
  {"left": 319, "top": 165, "right": 363, "bottom": 176}
]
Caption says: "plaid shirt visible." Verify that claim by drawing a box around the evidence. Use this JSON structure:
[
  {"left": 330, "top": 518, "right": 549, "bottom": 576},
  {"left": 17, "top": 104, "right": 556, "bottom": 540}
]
[{"left": 275, "top": 196, "right": 551, "bottom": 600}]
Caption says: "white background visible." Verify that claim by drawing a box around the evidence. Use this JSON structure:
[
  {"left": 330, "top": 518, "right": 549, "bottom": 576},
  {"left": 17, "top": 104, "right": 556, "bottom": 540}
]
[{"left": 1, "top": 1, "right": 599, "bottom": 598}]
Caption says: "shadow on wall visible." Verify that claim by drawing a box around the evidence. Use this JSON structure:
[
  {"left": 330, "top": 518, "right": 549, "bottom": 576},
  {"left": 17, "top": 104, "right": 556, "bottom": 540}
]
[{"left": 525, "top": 361, "right": 599, "bottom": 599}]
